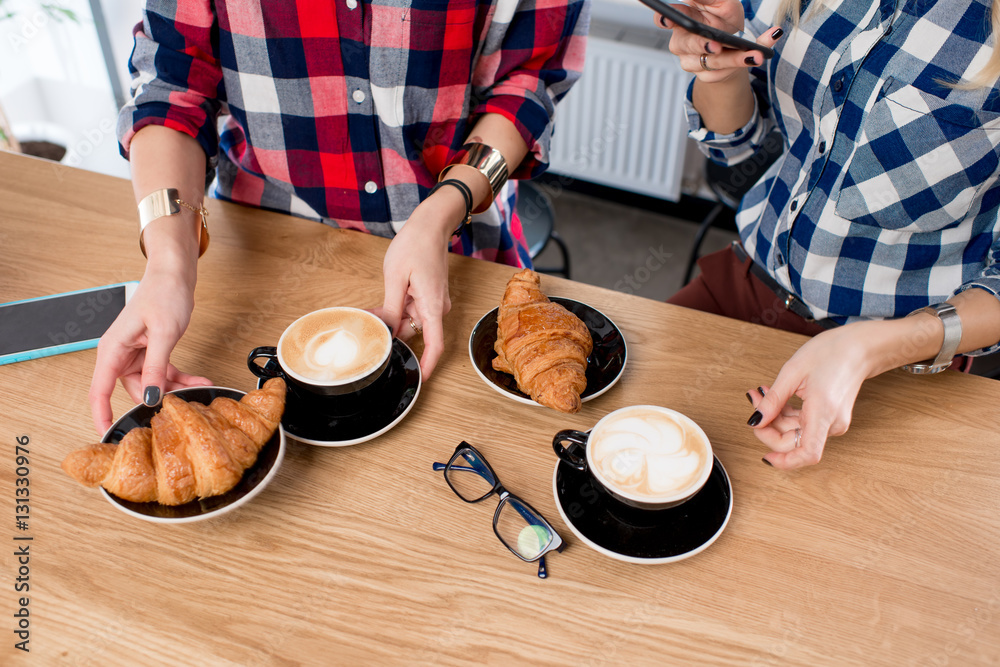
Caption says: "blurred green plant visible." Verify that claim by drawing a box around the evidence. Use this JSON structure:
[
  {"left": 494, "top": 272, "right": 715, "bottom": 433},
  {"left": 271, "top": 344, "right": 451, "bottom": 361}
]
[
  {"left": 0, "top": 0, "right": 81, "bottom": 153},
  {"left": 0, "top": 0, "right": 80, "bottom": 23}
]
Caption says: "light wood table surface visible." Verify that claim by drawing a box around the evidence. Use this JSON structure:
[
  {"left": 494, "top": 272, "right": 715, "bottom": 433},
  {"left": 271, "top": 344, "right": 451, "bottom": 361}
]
[{"left": 1, "top": 151, "right": 999, "bottom": 666}]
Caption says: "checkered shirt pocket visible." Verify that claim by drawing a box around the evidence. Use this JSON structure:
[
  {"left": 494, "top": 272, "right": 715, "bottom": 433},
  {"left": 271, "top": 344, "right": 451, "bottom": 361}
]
[{"left": 836, "top": 80, "right": 1000, "bottom": 233}]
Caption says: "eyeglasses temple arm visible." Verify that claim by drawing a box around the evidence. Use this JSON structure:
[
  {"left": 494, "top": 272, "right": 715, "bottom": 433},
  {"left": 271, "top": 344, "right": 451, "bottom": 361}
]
[{"left": 431, "top": 462, "right": 494, "bottom": 483}]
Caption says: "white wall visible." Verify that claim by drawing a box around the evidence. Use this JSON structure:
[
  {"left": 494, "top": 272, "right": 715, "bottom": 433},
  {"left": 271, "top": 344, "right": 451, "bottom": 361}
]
[{"left": 0, "top": 0, "right": 141, "bottom": 178}]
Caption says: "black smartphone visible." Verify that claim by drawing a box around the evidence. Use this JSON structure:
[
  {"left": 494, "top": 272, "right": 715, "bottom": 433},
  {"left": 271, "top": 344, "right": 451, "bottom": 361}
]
[
  {"left": 0, "top": 282, "right": 138, "bottom": 365},
  {"left": 638, "top": 0, "right": 775, "bottom": 59}
]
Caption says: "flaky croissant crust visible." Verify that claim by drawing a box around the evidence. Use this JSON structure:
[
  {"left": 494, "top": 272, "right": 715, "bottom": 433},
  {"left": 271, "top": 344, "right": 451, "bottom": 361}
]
[
  {"left": 61, "top": 378, "right": 286, "bottom": 505},
  {"left": 492, "top": 269, "right": 592, "bottom": 413}
]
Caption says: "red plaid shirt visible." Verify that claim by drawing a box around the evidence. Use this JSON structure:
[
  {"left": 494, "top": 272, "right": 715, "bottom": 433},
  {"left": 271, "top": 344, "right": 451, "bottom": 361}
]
[{"left": 118, "top": 0, "right": 589, "bottom": 266}]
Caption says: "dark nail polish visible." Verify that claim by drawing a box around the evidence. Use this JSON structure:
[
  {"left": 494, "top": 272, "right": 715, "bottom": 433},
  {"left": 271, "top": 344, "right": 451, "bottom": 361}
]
[
  {"left": 771, "top": 27, "right": 784, "bottom": 39},
  {"left": 745, "top": 392, "right": 753, "bottom": 405},
  {"left": 705, "top": 41, "right": 713, "bottom": 54},
  {"left": 745, "top": 56, "right": 757, "bottom": 66},
  {"left": 143, "top": 385, "right": 160, "bottom": 407},
  {"left": 762, "top": 457, "right": 773, "bottom": 467},
  {"left": 660, "top": 15, "right": 669, "bottom": 27},
  {"left": 757, "top": 386, "right": 766, "bottom": 396},
  {"left": 747, "top": 410, "right": 763, "bottom": 427}
]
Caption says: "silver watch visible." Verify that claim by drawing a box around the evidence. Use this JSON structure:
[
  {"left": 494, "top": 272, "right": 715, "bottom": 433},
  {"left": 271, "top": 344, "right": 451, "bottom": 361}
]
[{"left": 901, "top": 303, "right": 962, "bottom": 374}]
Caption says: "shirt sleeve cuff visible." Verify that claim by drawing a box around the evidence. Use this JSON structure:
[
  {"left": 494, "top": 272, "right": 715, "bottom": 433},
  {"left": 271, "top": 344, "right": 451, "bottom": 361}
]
[
  {"left": 473, "top": 92, "right": 552, "bottom": 180},
  {"left": 954, "top": 281, "right": 1000, "bottom": 356},
  {"left": 117, "top": 102, "right": 220, "bottom": 162},
  {"left": 684, "top": 79, "right": 767, "bottom": 166}
]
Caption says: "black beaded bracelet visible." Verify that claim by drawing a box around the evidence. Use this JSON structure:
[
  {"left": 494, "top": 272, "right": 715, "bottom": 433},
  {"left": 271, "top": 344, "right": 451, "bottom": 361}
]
[{"left": 429, "top": 179, "right": 474, "bottom": 236}]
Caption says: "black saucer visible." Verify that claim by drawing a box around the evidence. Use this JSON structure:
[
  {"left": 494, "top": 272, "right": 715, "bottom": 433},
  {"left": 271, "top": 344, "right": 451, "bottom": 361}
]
[
  {"left": 101, "top": 386, "right": 286, "bottom": 522},
  {"left": 255, "top": 339, "right": 421, "bottom": 446},
  {"left": 553, "top": 456, "right": 733, "bottom": 563},
  {"left": 469, "top": 297, "right": 627, "bottom": 406}
]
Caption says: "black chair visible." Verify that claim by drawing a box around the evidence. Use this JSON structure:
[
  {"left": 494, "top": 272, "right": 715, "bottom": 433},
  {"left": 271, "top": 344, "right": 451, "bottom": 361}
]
[
  {"left": 683, "top": 130, "right": 785, "bottom": 285},
  {"left": 970, "top": 352, "right": 1000, "bottom": 379},
  {"left": 517, "top": 180, "right": 570, "bottom": 279}
]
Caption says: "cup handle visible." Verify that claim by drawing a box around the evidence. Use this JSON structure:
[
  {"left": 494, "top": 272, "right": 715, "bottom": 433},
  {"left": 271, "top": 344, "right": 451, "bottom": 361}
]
[
  {"left": 553, "top": 429, "right": 589, "bottom": 471},
  {"left": 247, "top": 346, "right": 283, "bottom": 380}
]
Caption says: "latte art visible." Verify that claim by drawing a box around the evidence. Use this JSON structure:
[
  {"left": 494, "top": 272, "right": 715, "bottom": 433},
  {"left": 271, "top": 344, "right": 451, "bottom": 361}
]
[
  {"left": 590, "top": 408, "right": 709, "bottom": 499},
  {"left": 280, "top": 309, "right": 391, "bottom": 384}
]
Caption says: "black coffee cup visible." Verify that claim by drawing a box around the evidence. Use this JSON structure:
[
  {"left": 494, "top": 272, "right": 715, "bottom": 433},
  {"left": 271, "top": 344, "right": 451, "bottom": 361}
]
[
  {"left": 553, "top": 406, "right": 714, "bottom": 510},
  {"left": 247, "top": 307, "right": 392, "bottom": 397}
]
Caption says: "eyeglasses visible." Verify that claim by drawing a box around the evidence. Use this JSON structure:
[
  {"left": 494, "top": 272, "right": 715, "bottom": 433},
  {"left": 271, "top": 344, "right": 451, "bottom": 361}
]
[{"left": 433, "top": 442, "right": 565, "bottom": 578}]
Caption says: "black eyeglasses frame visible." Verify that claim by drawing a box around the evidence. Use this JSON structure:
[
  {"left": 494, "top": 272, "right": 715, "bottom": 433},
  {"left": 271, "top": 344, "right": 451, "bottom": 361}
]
[{"left": 433, "top": 441, "right": 566, "bottom": 577}]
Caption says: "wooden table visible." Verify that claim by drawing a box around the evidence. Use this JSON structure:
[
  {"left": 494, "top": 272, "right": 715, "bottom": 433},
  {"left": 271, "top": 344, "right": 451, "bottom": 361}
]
[{"left": 1, "top": 151, "right": 998, "bottom": 666}]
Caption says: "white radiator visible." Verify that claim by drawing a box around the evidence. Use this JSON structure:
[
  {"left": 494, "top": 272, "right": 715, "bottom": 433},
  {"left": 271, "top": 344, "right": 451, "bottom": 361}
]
[{"left": 549, "top": 32, "right": 693, "bottom": 201}]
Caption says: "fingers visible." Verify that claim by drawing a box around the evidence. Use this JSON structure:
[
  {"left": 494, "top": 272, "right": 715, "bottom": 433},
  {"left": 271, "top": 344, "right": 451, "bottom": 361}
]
[
  {"left": 140, "top": 332, "right": 174, "bottom": 407},
  {"left": 165, "top": 364, "right": 213, "bottom": 387},
  {"left": 122, "top": 364, "right": 211, "bottom": 413},
  {"left": 763, "top": 414, "right": 828, "bottom": 469},
  {"left": 89, "top": 333, "right": 143, "bottom": 436},
  {"left": 654, "top": 2, "right": 702, "bottom": 31},
  {"left": 669, "top": 22, "right": 785, "bottom": 77},
  {"left": 753, "top": 423, "right": 801, "bottom": 453},
  {"left": 410, "top": 292, "right": 449, "bottom": 378},
  {"left": 120, "top": 372, "right": 144, "bottom": 404},
  {"left": 747, "top": 368, "right": 799, "bottom": 430},
  {"left": 747, "top": 385, "right": 800, "bottom": 419},
  {"left": 760, "top": 25, "right": 784, "bottom": 47},
  {"left": 381, "top": 271, "right": 409, "bottom": 339},
  {"left": 758, "top": 393, "right": 853, "bottom": 469},
  {"left": 89, "top": 350, "right": 120, "bottom": 436},
  {"left": 749, "top": 367, "right": 823, "bottom": 467},
  {"left": 417, "top": 311, "right": 444, "bottom": 379},
  {"left": 678, "top": 50, "right": 757, "bottom": 74}
]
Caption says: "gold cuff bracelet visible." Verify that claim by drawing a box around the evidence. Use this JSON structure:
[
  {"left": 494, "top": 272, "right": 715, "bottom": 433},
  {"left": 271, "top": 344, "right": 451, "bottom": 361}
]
[
  {"left": 137, "top": 188, "right": 210, "bottom": 258},
  {"left": 438, "top": 142, "right": 509, "bottom": 214}
]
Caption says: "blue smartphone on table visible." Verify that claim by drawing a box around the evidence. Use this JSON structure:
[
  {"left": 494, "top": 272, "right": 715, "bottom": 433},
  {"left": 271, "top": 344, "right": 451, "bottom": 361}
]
[{"left": 0, "top": 281, "right": 139, "bottom": 366}]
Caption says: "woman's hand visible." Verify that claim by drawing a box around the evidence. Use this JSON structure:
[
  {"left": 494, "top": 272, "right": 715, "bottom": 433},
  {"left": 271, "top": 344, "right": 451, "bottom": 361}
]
[
  {"left": 746, "top": 322, "right": 890, "bottom": 469},
  {"left": 379, "top": 187, "right": 464, "bottom": 379},
  {"left": 659, "top": 0, "right": 782, "bottom": 80},
  {"left": 89, "top": 263, "right": 211, "bottom": 435}
]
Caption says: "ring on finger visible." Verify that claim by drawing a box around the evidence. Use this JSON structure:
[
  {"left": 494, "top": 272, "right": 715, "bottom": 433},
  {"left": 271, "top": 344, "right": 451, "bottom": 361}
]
[
  {"left": 794, "top": 427, "right": 802, "bottom": 448},
  {"left": 700, "top": 53, "right": 717, "bottom": 72},
  {"left": 409, "top": 316, "right": 423, "bottom": 335}
]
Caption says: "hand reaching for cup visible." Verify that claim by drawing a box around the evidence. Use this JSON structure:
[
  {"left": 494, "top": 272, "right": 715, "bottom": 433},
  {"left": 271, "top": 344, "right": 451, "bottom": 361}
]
[
  {"left": 377, "top": 194, "right": 456, "bottom": 380},
  {"left": 657, "top": 0, "right": 783, "bottom": 79}
]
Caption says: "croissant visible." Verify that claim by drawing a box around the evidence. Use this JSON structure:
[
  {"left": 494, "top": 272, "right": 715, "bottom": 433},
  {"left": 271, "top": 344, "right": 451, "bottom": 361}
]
[
  {"left": 492, "top": 269, "right": 592, "bottom": 413},
  {"left": 61, "top": 378, "right": 286, "bottom": 505}
]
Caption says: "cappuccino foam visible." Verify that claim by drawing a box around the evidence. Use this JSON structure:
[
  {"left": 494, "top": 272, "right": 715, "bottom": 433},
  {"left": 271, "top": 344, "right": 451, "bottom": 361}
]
[
  {"left": 590, "top": 407, "right": 708, "bottom": 499},
  {"left": 280, "top": 309, "right": 390, "bottom": 383}
]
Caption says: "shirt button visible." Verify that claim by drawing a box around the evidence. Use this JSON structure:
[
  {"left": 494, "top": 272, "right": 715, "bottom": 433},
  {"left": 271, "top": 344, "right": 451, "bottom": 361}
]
[
  {"left": 790, "top": 200, "right": 798, "bottom": 212},
  {"left": 818, "top": 141, "right": 826, "bottom": 154},
  {"left": 346, "top": 0, "right": 357, "bottom": 7},
  {"left": 364, "top": 181, "right": 378, "bottom": 194},
  {"left": 352, "top": 90, "right": 366, "bottom": 103},
  {"left": 833, "top": 78, "right": 843, "bottom": 92}
]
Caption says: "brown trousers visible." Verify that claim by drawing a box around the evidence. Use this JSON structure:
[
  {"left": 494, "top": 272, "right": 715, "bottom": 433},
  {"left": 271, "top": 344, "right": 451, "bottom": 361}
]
[
  {"left": 668, "top": 245, "right": 827, "bottom": 337},
  {"left": 669, "top": 245, "right": 973, "bottom": 372}
]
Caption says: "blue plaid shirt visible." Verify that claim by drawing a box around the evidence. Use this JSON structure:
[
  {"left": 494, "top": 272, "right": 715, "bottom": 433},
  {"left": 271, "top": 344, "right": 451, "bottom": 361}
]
[{"left": 686, "top": 0, "right": 1000, "bottom": 355}]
